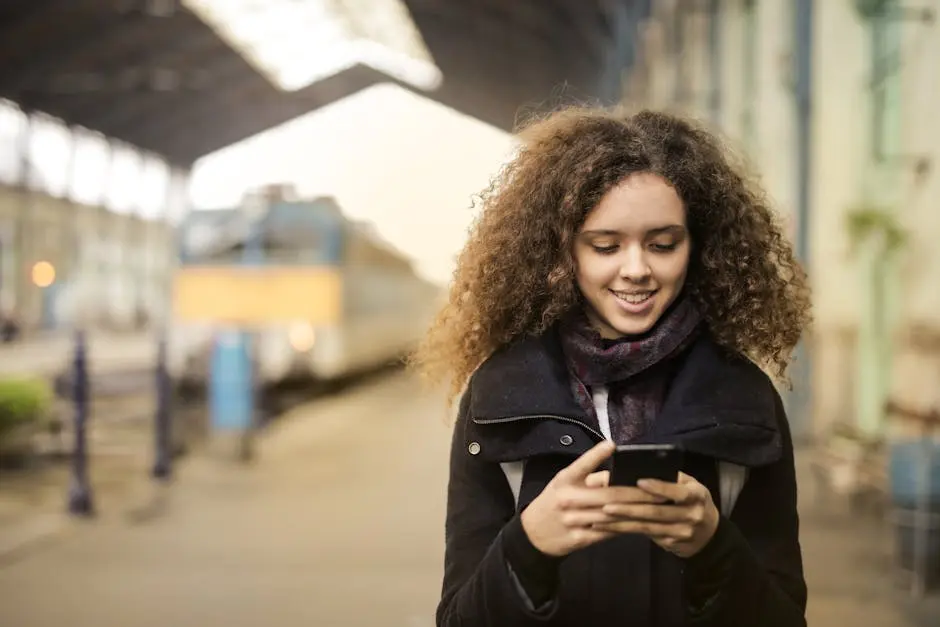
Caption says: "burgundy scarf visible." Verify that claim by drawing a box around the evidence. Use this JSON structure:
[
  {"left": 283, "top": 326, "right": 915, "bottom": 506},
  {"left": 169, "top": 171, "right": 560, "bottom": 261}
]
[{"left": 558, "top": 295, "right": 703, "bottom": 443}]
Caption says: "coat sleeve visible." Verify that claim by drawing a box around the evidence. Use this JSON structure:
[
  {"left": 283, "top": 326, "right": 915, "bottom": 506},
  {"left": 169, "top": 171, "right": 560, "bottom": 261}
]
[
  {"left": 683, "top": 391, "right": 808, "bottom": 627},
  {"left": 436, "top": 391, "right": 561, "bottom": 627}
]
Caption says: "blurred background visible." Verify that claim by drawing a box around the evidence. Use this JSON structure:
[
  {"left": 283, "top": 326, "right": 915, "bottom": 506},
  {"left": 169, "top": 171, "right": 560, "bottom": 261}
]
[{"left": 0, "top": 1, "right": 938, "bottom": 625}]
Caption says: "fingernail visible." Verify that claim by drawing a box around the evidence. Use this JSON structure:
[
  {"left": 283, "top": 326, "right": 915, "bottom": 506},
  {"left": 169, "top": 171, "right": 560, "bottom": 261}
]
[{"left": 637, "top": 479, "right": 653, "bottom": 489}]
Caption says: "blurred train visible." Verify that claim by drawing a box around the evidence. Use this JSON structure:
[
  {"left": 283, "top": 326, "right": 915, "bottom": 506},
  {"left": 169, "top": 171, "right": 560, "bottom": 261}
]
[{"left": 168, "top": 188, "right": 441, "bottom": 390}]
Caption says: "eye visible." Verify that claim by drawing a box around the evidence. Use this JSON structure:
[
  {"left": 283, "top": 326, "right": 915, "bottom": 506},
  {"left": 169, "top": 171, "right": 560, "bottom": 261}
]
[
  {"left": 591, "top": 244, "right": 619, "bottom": 254},
  {"left": 650, "top": 242, "right": 677, "bottom": 253}
]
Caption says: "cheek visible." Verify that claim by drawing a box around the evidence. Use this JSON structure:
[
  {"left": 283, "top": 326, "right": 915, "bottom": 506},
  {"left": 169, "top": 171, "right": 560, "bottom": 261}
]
[
  {"left": 573, "top": 248, "right": 594, "bottom": 286},
  {"left": 575, "top": 255, "right": 618, "bottom": 289},
  {"left": 657, "top": 250, "right": 691, "bottom": 288}
]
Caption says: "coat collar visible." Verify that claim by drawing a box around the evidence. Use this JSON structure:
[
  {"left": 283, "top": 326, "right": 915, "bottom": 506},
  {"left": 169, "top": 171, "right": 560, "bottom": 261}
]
[{"left": 467, "top": 328, "right": 783, "bottom": 467}]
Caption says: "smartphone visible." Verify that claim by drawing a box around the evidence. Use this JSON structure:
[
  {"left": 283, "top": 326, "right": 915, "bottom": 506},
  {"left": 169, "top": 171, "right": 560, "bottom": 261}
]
[{"left": 609, "top": 444, "right": 683, "bottom": 487}]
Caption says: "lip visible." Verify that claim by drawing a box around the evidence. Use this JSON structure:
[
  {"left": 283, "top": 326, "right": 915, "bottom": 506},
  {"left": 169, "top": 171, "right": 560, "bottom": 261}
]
[{"left": 609, "top": 289, "right": 657, "bottom": 315}]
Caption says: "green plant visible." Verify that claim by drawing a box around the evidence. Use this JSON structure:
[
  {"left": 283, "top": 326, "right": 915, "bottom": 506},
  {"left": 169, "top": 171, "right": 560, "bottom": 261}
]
[
  {"left": 845, "top": 204, "right": 907, "bottom": 255},
  {"left": 853, "top": 0, "right": 891, "bottom": 20},
  {"left": 0, "top": 377, "right": 53, "bottom": 439}
]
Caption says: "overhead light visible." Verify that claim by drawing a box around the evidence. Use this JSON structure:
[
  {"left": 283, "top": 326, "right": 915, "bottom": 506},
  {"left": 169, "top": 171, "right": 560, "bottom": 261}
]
[{"left": 182, "top": 0, "right": 443, "bottom": 92}]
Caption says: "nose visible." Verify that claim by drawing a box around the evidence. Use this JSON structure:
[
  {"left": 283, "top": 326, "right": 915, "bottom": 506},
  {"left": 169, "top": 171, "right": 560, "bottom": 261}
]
[{"left": 619, "top": 245, "right": 651, "bottom": 283}]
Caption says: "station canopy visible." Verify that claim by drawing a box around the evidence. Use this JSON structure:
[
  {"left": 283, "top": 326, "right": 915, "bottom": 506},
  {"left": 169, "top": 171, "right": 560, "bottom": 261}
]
[{"left": 0, "top": 0, "right": 648, "bottom": 166}]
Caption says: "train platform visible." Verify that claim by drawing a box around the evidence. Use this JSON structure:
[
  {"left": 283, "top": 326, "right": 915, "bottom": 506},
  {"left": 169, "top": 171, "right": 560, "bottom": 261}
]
[
  {"left": 0, "top": 331, "right": 158, "bottom": 379},
  {"left": 0, "top": 370, "right": 938, "bottom": 627}
]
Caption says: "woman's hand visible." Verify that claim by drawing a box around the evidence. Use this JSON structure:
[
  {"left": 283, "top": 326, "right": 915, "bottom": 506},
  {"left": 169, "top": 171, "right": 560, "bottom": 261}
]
[
  {"left": 520, "top": 441, "right": 666, "bottom": 557},
  {"left": 595, "top": 472, "right": 720, "bottom": 558}
]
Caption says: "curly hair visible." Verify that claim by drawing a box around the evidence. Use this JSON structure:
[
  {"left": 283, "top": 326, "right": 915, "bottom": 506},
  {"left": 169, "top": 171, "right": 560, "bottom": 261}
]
[{"left": 410, "top": 107, "right": 812, "bottom": 406}]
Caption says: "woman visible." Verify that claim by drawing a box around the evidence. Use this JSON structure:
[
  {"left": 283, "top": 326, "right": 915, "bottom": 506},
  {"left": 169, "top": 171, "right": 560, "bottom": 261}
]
[{"left": 412, "top": 108, "right": 812, "bottom": 626}]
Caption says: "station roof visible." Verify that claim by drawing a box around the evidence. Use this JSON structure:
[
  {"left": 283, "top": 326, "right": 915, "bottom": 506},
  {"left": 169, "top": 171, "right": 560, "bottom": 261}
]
[{"left": 0, "top": 0, "right": 648, "bottom": 167}]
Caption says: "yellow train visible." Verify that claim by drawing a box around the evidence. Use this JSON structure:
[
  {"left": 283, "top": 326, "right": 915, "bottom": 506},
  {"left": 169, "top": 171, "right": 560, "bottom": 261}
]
[{"left": 168, "top": 191, "right": 440, "bottom": 389}]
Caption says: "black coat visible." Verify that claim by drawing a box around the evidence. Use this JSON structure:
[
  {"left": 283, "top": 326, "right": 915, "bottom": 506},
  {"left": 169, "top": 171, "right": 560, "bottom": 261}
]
[{"left": 436, "top": 328, "right": 807, "bottom": 626}]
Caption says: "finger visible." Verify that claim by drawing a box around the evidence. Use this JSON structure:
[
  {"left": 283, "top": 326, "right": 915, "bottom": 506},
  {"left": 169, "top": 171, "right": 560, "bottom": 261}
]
[
  {"left": 561, "top": 509, "right": 620, "bottom": 528},
  {"left": 558, "top": 440, "right": 615, "bottom": 482},
  {"left": 570, "top": 528, "right": 617, "bottom": 549},
  {"left": 636, "top": 479, "right": 698, "bottom": 504},
  {"left": 672, "top": 473, "right": 712, "bottom": 504},
  {"left": 604, "top": 486, "right": 671, "bottom": 504},
  {"left": 592, "top": 520, "right": 692, "bottom": 540},
  {"left": 556, "top": 487, "right": 620, "bottom": 510},
  {"left": 601, "top": 503, "right": 691, "bottom": 523},
  {"left": 584, "top": 470, "right": 610, "bottom": 488}
]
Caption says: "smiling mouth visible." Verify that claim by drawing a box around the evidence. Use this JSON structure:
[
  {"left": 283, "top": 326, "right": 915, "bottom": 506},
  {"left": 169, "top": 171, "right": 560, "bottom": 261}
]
[{"left": 610, "top": 289, "right": 656, "bottom": 305}]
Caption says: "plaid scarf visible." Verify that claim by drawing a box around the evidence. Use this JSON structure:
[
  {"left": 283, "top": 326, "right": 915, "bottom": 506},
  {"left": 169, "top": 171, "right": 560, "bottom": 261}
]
[{"left": 558, "top": 295, "right": 703, "bottom": 443}]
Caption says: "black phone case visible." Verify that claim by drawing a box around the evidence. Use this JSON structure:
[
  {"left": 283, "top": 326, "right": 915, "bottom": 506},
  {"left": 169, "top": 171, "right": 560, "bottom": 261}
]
[{"left": 609, "top": 446, "right": 683, "bottom": 486}]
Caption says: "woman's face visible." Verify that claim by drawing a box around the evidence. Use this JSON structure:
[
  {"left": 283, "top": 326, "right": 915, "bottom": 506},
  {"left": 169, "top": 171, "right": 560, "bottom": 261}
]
[{"left": 573, "top": 172, "right": 691, "bottom": 339}]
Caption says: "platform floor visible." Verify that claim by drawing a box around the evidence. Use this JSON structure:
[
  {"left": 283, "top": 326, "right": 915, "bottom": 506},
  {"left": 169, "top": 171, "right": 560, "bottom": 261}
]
[
  {"left": 0, "top": 331, "right": 157, "bottom": 378},
  {"left": 0, "top": 369, "right": 937, "bottom": 627}
]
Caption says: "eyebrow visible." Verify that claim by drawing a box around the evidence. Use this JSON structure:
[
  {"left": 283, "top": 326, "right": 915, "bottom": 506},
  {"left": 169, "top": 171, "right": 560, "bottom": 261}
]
[{"left": 581, "top": 225, "right": 687, "bottom": 237}]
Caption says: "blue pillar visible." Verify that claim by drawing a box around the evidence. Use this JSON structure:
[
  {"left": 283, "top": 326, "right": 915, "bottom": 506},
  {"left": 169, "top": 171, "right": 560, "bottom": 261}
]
[
  {"left": 672, "top": 6, "right": 687, "bottom": 106},
  {"left": 67, "top": 328, "right": 94, "bottom": 516},
  {"left": 207, "top": 207, "right": 263, "bottom": 459},
  {"left": 598, "top": 0, "right": 649, "bottom": 105},
  {"left": 209, "top": 329, "right": 254, "bottom": 433}
]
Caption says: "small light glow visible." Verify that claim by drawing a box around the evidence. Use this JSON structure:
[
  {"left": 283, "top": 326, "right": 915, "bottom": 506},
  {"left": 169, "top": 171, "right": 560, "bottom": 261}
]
[
  {"left": 31, "top": 261, "right": 56, "bottom": 288},
  {"left": 288, "top": 322, "right": 316, "bottom": 352}
]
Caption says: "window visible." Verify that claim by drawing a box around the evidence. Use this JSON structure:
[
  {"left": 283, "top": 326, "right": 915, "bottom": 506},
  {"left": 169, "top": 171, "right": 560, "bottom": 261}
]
[
  {"left": 104, "top": 143, "right": 141, "bottom": 213},
  {"left": 69, "top": 128, "right": 111, "bottom": 205},
  {"left": 0, "top": 100, "right": 26, "bottom": 185},
  {"left": 166, "top": 168, "right": 191, "bottom": 225},
  {"left": 138, "top": 154, "right": 170, "bottom": 220},
  {"left": 26, "top": 113, "right": 72, "bottom": 197},
  {"left": 0, "top": 219, "right": 15, "bottom": 310}
]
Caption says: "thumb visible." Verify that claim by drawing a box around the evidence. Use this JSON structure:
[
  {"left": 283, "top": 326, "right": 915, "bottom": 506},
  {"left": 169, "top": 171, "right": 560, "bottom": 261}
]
[{"left": 585, "top": 470, "right": 610, "bottom": 488}]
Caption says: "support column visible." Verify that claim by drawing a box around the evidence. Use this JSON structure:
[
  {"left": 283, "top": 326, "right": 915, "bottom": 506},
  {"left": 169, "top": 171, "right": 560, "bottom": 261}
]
[
  {"left": 708, "top": 0, "right": 723, "bottom": 124},
  {"left": 601, "top": 0, "right": 649, "bottom": 105},
  {"left": 788, "top": 0, "right": 814, "bottom": 441},
  {"left": 741, "top": 0, "right": 758, "bottom": 156},
  {"left": 14, "top": 112, "right": 33, "bottom": 329}
]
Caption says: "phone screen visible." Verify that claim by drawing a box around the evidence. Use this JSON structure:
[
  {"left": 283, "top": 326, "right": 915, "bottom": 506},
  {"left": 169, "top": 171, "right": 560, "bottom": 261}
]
[{"left": 609, "top": 444, "right": 683, "bottom": 487}]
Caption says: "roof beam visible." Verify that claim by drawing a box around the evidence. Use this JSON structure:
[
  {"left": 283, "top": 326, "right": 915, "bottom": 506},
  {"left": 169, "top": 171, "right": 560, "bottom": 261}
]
[
  {"left": 0, "top": 0, "right": 64, "bottom": 29},
  {"left": 0, "top": 1, "right": 619, "bottom": 163},
  {"left": 50, "top": 31, "right": 231, "bottom": 130},
  {"left": 1, "top": 13, "right": 177, "bottom": 102},
  {"left": 413, "top": 9, "right": 567, "bottom": 91},
  {"left": 410, "top": 0, "right": 603, "bottom": 72},
  {"left": 130, "top": 65, "right": 384, "bottom": 160},
  {"left": 547, "top": 0, "right": 615, "bottom": 52}
]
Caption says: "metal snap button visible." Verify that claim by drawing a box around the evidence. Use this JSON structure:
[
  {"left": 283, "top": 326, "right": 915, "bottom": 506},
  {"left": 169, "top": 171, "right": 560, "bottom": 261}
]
[
  {"left": 468, "top": 441, "right": 481, "bottom": 455},
  {"left": 560, "top": 434, "right": 573, "bottom": 446}
]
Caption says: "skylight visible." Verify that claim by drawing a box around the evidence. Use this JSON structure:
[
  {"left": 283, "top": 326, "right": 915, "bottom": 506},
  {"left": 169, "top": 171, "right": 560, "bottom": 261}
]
[{"left": 182, "top": 0, "right": 443, "bottom": 92}]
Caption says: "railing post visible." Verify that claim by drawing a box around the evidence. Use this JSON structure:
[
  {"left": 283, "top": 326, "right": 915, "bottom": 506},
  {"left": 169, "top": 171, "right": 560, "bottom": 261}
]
[
  {"left": 67, "top": 328, "right": 94, "bottom": 516},
  {"left": 152, "top": 329, "right": 172, "bottom": 480}
]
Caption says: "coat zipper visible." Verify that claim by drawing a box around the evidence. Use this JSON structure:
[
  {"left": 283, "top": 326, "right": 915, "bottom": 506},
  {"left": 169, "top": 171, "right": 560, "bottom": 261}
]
[{"left": 472, "top": 414, "right": 606, "bottom": 442}]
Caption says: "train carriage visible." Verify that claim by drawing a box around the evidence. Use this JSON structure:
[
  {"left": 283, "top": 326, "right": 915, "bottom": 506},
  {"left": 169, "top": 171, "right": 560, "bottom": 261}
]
[{"left": 169, "top": 189, "right": 440, "bottom": 389}]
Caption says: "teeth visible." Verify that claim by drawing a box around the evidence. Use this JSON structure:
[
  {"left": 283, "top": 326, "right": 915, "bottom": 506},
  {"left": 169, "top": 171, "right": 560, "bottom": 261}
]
[{"left": 613, "top": 291, "right": 653, "bottom": 304}]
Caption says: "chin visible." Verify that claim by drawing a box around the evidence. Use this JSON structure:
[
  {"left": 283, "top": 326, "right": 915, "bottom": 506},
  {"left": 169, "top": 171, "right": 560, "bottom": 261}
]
[{"left": 608, "top": 315, "right": 658, "bottom": 337}]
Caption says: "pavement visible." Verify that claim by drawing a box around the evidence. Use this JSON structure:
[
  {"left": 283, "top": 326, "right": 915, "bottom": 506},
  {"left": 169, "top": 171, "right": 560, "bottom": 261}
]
[
  {"left": 0, "top": 391, "right": 204, "bottom": 563},
  {"left": 0, "top": 369, "right": 937, "bottom": 626},
  {"left": 0, "top": 330, "right": 157, "bottom": 379}
]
